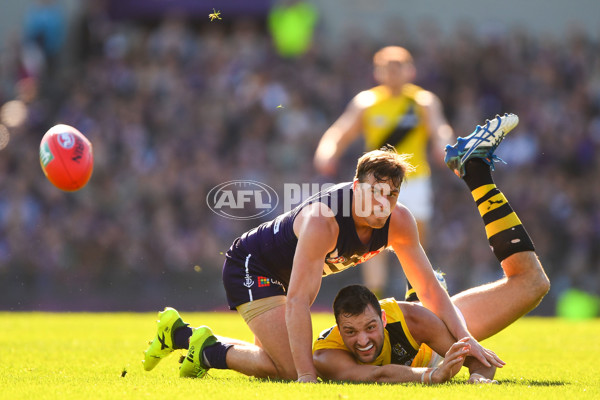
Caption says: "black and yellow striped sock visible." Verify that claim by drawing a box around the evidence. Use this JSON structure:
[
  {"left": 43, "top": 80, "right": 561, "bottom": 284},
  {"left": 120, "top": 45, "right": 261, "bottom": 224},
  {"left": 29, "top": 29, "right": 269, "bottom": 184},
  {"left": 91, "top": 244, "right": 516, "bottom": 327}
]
[
  {"left": 463, "top": 159, "right": 535, "bottom": 262},
  {"left": 404, "top": 280, "right": 418, "bottom": 302}
]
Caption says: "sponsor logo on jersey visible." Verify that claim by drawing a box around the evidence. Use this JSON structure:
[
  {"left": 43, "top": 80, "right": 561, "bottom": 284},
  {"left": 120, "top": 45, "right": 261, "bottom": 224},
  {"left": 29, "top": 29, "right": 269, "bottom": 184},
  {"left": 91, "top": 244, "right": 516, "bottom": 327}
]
[
  {"left": 270, "top": 278, "right": 285, "bottom": 289},
  {"left": 326, "top": 256, "right": 347, "bottom": 264},
  {"left": 258, "top": 276, "right": 270, "bottom": 287},
  {"left": 326, "top": 249, "right": 347, "bottom": 265},
  {"left": 356, "top": 250, "right": 381, "bottom": 264}
]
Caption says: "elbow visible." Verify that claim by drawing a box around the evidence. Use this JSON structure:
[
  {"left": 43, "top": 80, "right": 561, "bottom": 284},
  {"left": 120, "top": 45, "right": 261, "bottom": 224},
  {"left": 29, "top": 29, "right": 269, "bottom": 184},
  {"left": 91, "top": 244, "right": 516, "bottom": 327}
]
[
  {"left": 419, "top": 284, "right": 450, "bottom": 307},
  {"left": 286, "top": 293, "right": 307, "bottom": 307},
  {"left": 285, "top": 295, "right": 310, "bottom": 317}
]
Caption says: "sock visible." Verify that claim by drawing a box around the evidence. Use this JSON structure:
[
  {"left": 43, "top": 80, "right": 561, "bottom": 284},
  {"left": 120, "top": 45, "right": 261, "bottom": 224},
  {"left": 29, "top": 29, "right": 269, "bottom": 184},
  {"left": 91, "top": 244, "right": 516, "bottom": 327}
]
[
  {"left": 202, "top": 342, "right": 233, "bottom": 369},
  {"left": 173, "top": 326, "right": 193, "bottom": 350},
  {"left": 404, "top": 280, "right": 419, "bottom": 302},
  {"left": 463, "top": 159, "right": 535, "bottom": 262}
]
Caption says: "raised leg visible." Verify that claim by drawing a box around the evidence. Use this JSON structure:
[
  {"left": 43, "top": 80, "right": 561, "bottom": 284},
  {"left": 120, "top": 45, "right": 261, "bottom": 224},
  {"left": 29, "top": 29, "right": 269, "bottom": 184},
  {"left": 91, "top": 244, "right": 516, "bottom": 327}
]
[
  {"left": 444, "top": 113, "right": 550, "bottom": 340},
  {"left": 452, "top": 251, "right": 550, "bottom": 340}
]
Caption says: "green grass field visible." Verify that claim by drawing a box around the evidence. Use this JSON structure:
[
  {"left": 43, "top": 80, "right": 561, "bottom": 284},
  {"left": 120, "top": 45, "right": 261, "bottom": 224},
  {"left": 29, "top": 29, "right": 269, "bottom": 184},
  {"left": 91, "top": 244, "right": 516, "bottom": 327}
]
[{"left": 1, "top": 312, "right": 599, "bottom": 400}]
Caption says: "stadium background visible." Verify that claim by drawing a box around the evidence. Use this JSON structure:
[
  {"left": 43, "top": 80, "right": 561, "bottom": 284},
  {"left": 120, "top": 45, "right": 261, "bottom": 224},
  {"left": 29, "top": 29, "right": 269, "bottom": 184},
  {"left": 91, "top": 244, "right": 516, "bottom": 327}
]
[{"left": 0, "top": 0, "right": 599, "bottom": 315}]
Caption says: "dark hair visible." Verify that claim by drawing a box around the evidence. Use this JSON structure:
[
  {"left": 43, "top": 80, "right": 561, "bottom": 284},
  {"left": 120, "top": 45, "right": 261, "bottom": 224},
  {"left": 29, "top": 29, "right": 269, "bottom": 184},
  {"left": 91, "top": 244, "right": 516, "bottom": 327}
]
[
  {"left": 333, "top": 285, "right": 382, "bottom": 324},
  {"left": 354, "top": 145, "right": 415, "bottom": 189}
]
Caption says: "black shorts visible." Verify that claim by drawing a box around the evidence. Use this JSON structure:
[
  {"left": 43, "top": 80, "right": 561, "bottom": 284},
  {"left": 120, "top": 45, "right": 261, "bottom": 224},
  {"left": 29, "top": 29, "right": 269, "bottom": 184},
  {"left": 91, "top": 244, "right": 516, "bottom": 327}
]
[{"left": 222, "top": 248, "right": 287, "bottom": 310}]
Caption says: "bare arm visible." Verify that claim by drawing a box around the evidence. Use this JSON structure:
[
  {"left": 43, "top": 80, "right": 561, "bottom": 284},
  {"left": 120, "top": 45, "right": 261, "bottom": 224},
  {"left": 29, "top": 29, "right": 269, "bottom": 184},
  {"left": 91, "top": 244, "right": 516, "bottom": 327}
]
[
  {"left": 416, "top": 90, "right": 453, "bottom": 165},
  {"left": 403, "top": 302, "right": 497, "bottom": 382},
  {"left": 388, "top": 205, "right": 503, "bottom": 368},
  {"left": 313, "top": 341, "right": 469, "bottom": 384},
  {"left": 389, "top": 206, "right": 467, "bottom": 339},
  {"left": 287, "top": 203, "right": 338, "bottom": 382},
  {"left": 314, "top": 96, "right": 364, "bottom": 176}
]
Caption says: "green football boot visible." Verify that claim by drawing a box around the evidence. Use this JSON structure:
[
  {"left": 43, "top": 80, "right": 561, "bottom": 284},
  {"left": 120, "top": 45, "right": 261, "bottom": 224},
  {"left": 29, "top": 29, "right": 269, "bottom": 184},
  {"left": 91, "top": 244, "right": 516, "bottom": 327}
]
[
  {"left": 179, "top": 326, "right": 218, "bottom": 378},
  {"left": 143, "top": 307, "right": 188, "bottom": 371}
]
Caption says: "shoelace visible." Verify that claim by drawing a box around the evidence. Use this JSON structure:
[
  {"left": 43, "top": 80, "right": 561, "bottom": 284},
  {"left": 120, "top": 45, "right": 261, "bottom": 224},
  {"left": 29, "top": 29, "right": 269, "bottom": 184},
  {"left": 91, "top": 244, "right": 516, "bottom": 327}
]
[
  {"left": 460, "top": 118, "right": 500, "bottom": 160},
  {"left": 483, "top": 153, "right": 507, "bottom": 171}
]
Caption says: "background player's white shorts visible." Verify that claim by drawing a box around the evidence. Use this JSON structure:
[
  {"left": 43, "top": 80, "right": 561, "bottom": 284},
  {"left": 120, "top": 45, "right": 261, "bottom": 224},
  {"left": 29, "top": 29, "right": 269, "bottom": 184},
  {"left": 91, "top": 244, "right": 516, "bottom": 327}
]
[{"left": 397, "top": 175, "right": 433, "bottom": 221}]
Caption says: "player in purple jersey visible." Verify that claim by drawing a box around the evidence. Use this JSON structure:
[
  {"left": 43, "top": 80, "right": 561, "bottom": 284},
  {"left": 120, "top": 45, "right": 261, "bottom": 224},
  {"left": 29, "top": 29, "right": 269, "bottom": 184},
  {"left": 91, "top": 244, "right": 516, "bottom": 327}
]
[{"left": 141, "top": 115, "right": 531, "bottom": 382}]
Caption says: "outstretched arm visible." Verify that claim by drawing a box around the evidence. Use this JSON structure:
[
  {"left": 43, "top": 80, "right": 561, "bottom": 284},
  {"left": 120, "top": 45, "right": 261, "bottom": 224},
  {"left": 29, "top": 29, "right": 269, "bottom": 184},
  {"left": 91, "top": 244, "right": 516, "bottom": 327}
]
[
  {"left": 416, "top": 90, "right": 453, "bottom": 166},
  {"left": 388, "top": 205, "right": 504, "bottom": 368},
  {"left": 287, "top": 203, "right": 338, "bottom": 382},
  {"left": 313, "top": 341, "right": 469, "bottom": 384},
  {"left": 403, "top": 302, "right": 498, "bottom": 384}
]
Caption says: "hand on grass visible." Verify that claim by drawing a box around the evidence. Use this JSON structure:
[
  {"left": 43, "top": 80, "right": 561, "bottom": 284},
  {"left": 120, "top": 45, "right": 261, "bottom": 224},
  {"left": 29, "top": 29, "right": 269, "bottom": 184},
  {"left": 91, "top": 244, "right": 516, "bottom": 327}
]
[
  {"left": 468, "top": 373, "right": 499, "bottom": 384},
  {"left": 297, "top": 373, "right": 318, "bottom": 383},
  {"left": 432, "top": 338, "right": 471, "bottom": 383},
  {"left": 463, "top": 337, "right": 505, "bottom": 368}
]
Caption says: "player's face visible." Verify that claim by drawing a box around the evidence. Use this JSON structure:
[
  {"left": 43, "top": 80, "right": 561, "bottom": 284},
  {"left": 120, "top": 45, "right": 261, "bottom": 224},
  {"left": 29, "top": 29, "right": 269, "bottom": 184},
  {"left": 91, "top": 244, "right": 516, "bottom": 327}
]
[
  {"left": 337, "top": 304, "right": 386, "bottom": 364},
  {"left": 353, "top": 175, "right": 399, "bottom": 228},
  {"left": 374, "top": 61, "right": 415, "bottom": 88}
]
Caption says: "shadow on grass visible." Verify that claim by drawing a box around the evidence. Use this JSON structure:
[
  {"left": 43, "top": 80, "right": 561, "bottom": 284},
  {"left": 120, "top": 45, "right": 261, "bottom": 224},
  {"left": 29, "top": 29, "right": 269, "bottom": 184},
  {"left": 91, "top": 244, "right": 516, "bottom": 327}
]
[
  {"left": 250, "top": 377, "right": 569, "bottom": 386},
  {"left": 498, "top": 379, "right": 568, "bottom": 386}
]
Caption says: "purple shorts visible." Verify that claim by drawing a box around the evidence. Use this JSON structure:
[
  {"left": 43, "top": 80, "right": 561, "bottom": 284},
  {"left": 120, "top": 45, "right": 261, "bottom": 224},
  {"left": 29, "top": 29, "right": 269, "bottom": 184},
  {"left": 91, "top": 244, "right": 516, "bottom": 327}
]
[{"left": 222, "top": 249, "right": 287, "bottom": 310}]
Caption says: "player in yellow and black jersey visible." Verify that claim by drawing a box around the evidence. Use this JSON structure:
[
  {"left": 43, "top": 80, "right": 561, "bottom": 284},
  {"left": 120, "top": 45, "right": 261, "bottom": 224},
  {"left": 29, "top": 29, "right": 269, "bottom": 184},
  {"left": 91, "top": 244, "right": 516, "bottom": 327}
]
[
  {"left": 313, "top": 116, "right": 550, "bottom": 384},
  {"left": 314, "top": 46, "right": 454, "bottom": 299},
  {"left": 314, "top": 296, "right": 437, "bottom": 368},
  {"left": 313, "top": 286, "right": 469, "bottom": 383}
]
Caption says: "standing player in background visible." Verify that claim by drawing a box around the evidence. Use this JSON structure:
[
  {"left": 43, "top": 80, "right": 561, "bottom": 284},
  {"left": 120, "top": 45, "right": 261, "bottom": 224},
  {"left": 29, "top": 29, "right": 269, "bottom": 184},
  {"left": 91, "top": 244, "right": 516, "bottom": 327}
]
[{"left": 314, "top": 46, "right": 453, "bottom": 299}]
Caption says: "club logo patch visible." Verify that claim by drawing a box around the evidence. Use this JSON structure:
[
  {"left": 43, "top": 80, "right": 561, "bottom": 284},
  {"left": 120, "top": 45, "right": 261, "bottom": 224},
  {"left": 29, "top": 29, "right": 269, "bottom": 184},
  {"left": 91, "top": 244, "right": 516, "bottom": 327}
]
[{"left": 243, "top": 275, "right": 254, "bottom": 288}]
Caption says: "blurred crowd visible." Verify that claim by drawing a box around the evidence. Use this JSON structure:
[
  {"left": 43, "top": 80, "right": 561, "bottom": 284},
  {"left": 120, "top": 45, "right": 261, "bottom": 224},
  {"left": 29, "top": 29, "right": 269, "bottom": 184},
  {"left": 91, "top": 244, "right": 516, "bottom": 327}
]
[{"left": 0, "top": 1, "right": 599, "bottom": 311}]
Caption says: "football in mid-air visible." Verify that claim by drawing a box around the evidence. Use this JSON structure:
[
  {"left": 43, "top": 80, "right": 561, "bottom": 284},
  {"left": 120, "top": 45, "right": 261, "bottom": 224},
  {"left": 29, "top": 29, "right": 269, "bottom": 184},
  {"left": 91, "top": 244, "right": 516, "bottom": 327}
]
[{"left": 39, "top": 124, "right": 94, "bottom": 191}]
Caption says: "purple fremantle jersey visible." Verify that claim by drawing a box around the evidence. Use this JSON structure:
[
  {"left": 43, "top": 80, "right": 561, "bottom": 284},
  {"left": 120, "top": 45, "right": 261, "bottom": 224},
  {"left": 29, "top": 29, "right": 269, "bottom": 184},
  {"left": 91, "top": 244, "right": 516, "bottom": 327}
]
[{"left": 225, "top": 182, "right": 391, "bottom": 290}]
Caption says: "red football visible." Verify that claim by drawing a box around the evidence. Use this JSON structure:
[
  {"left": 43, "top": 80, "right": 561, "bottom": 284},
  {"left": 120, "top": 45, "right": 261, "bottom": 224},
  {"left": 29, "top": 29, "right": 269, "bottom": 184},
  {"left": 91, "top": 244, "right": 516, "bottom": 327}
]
[{"left": 39, "top": 124, "right": 94, "bottom": 191}]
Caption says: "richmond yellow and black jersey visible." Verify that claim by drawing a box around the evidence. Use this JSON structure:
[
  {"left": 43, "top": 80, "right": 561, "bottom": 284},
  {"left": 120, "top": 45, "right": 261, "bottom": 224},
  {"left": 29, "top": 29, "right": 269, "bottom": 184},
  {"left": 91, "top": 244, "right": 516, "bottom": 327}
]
[
  {"left": 313, "top": 297, "right": 436, "bottom": 367},
  {"left": 359, "top": 83, "right": 430, "bottom": 178}
]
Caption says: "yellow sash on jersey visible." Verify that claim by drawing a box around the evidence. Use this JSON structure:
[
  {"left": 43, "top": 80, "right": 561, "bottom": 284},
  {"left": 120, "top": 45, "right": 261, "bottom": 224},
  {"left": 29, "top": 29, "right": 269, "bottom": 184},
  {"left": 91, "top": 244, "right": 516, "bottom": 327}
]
[{"left": 361, "top": 84, "right": 430, "bottom": 178}]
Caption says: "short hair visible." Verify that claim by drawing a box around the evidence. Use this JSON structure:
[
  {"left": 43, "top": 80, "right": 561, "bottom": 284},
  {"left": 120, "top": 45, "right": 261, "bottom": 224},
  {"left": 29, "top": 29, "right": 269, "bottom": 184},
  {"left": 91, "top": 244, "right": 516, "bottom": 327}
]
[
  {"left": 333, "top": 284, "right": 382, "bottom": 324},
  {"left": 373, "top": 46, "right": 413, "bottom": 67},
  {"left": 354, "top": 145, "right": 415, "bottom": 189}
]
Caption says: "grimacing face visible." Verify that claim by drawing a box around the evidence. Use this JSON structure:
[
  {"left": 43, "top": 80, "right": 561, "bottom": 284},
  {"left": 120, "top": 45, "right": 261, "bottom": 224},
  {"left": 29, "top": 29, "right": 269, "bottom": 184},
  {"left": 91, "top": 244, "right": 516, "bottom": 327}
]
[
  {"left": 353, "top": 174, "right": 399, "bottom": 228},
  {"left": 337, "top": 304, "right": 387, "bottom": 364}
]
